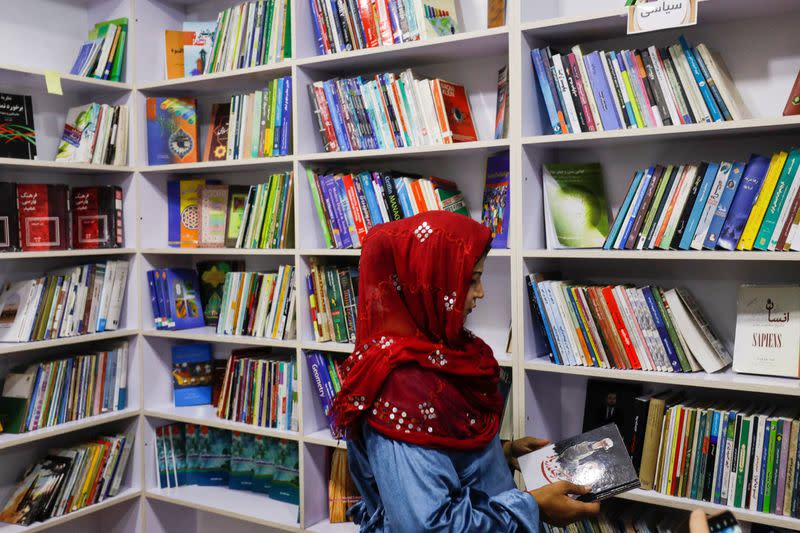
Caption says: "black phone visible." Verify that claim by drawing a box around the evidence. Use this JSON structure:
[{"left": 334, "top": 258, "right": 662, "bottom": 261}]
[{"left": 707, "top": 511, "right": 742, "bottom": 533}]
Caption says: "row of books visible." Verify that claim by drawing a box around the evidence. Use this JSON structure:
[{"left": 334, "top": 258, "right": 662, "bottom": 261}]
[
  {"left": 216, "top": 350, "right": 298, "bottom": 431},
  {"left": 0, "top": 344, "right": 128, "bottom": 434},
  {"left": 167, "top": 176, "right": 293, "bottom": 249},
  {"left": 0, "top": 183, "right": 123, "bottom": 252},
  {"left": 525, "top": 275, "right": 731, "bottom": 374},
  {"left": 638, "top": 394, "right": 800, "bottom": 518},
  {"left": 55, "top": 103, "right": 129, "bottom": 166},
  {"left": 204, "top": 78, "right": 293, "bottom": 161},
  {"left": 69, "top": 18, "right": 128, "bottom": 81},
  {"left": 307, "top": 169, "right": 468, "bottom": 249},
  {"left": 217, "top": 267, "right": 297, "bottom": 340},
  {"left": 0, "top": 429, "right": 134, "bottom": 525},
  {"left": 307, "top": 262, "right": 358, "bottom": 344},
  {"left": 309, "top": 69, "right": 477, "bottom": 152},
  {"left": 308, "top": 0, "right": 461, "bottom": 55},
  {"left": 530, "top": 36, "right": 746, "bottom": 135},
  {"left": 607, "top": 150, "right": 800, "bottom": 252},
  {"left": 154, "top": 423, "right": 299, "bottom": 504},
  {"left": 541, "top": 502, "right": 689, "bottom": 533},
  {"left": 0, "top": 260, "right": 129, "bottom": 343}
]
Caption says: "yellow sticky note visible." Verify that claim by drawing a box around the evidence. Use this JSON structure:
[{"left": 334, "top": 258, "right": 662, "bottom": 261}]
[{"left": 44, "top": 70, "right": 63, "bottom": 95}]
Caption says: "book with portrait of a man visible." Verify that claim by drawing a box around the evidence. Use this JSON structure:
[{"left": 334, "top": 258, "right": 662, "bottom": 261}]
[{"left": 518, "top": 424, "right": 640, "bottom": 502}]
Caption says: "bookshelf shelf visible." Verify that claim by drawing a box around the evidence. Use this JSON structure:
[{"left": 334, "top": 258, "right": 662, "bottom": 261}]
[
  {"left": 304, "top": 430, "right": 347, "bottom": 450},
  {"left": 0, "top": 64, "right": 132, "bottom": 95},
  {"left": 140, "top": 328, "right": 297, "bottom": 349},
  {"left": 521, "top": 249, "right": 800, "bottom": 262},
  {"left": 0, "top": 329, "right": 137, "bottom": 356},
  {"left": 135, "top": 156, "right": 294, "bottom": 174},
  {"left": 298, "top": 249, "right": 361, "bottom": 257},
  {"left": 143, "top": 405, "right": 300, "bottom": 441},
  {"left": 299, "top": 341, "right": 355, "bottom": 354},
  {"left": 298, "top": 139, "right": 510, "bottom": 162},
  {"left": 135, "top": 62, "right": 293, "bottom": 95},
  {"left": 144, "top": 486, "right": 300, "bottom": 532},
  {"left": 618, "top": 489, "right": 800, "bottom": 531},
  {"left": 306, "top": 520, "right": 358, "bottom": 533},
  {"left": 0, "top": 248, "right": 136, "bottom": 260},
  {"left": 0, "top": 158, "right": 134, "bottom": 174},
  {"left": 141, "top": 248, "right": 296, "bottom": 257},
  {"left": 0, "top": 408, "right": 139, "bottom": 451}
]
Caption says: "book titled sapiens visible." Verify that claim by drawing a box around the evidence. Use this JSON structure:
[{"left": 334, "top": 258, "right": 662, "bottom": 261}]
[{"left": 518, "top": 423, "right": 640, "bottom": 501}]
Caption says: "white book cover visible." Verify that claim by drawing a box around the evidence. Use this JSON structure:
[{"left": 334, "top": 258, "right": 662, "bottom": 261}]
[
  {"left": 55, "top": 103, "right": 101, "bottom": 163},
  {"left": 733, "top": 285, "right": 800, "bottom": 378},
  {"left": 663, "top": 289, "right": 727, "bottom": 372},
  {"left": 0, "top": 279, "right": 38, "bottom": 342}
]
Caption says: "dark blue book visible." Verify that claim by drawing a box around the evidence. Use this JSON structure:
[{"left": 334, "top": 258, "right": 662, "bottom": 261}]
[
  {"left": 641, "top": 287, "right": 681, "bottom": 372},
  {"left": 171, "top": 344, "right": 212, "bottom": 406},
  {"left": 482, "top": 151, "right": 510, "bottom": 248},
  {"left": 716, "top": 155, "right": 771, "bottom": 250},
  {"left": 165, "top": 268, "right": 205, "bottom": 330},
  {"left": 280, "top": 76, "right": 292, "bottom": 156},
  {"left": 703, "top": 161, "right": 744, "bottom": 249}
]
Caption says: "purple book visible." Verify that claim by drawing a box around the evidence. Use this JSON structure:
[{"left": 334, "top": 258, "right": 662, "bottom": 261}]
[
  {"left": 717, "top": 154, "right": 771, "bottom": 250},
  {"left": 776, "top": 419, "right": 792, "bottom": 514},
  {"left": 304, "top": 351, "right": 337, "bottom": 434},
  {"left": 584, "top": 51, "right": 622, "bottom": 131},
  {"left": 320, "top": 174, "right": 350, "bottom": 249},
  {"left": 482, "top": 151, "right": 510, "bottom": 248}
]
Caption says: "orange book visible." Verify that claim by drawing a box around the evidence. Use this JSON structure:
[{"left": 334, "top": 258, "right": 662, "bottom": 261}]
[
  {"left": 587, "top": 287, "right": 628, "bottom": 369},
  {"left": 409, "top": 179, "right": 429, "bottom": 212},
  {"left": 436, "top": 79, "right": 478, "bottom": 143},
  {"left": 430, "top": 79, "right": 453, "bottom": 144},
  {"left": 165, "top": 30, "right": 194, "bottom": 79},
  {"left": 653, "top": 166, "right": 689, "bottom": 248}
]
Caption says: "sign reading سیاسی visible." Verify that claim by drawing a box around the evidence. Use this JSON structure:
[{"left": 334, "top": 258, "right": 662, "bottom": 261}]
[{"left": 627, "top": 0, "right": 698, "bottom": 35}]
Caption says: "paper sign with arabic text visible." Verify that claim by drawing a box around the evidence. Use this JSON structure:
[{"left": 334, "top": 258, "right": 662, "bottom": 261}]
[{"left": 627, "top": 0, "right": 697, "bottom": 35}]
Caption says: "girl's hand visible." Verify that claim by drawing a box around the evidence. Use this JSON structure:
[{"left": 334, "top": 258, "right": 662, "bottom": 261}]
[
  {"left": 502, "top": 437, "right": 550, "bottom": 471},
  {"left": 529, "top": 482, "right": 600, "bottom": 527}
]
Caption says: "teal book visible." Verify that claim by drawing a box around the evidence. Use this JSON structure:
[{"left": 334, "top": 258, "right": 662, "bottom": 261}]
[
  {"left": 229, "top": 431, "right": 256, "bottom": 491},
  {"left": 754, "top": 148, "right": 800, "bottom": 250},
  {"left": 252, "top": 434, "right": 276, "bottom": 494},
  {"left": 194, "top": 425, "right": 230, "bottom": 486},
  {"left": 543, "top": 163, "right": 610, "bottom": 248},
  {"left": 269, "top": 439, "right": 299, "bottom": 504}
]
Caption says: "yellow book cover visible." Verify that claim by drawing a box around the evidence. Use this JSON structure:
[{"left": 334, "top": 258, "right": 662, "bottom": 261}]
[
  {"left": 75, "top": 444, "right": 102, "bottom": 509},
  {"left": 264, "top": 79, "right": 278, "bottom": 156},
  {"left": 271, "top": 267, "right": 290, "bottom": 339},
  {"left": 738, "top": 151, "right": 788, "bottom": 250},
  {"left": 665, "top": 405, "right": 682, "bottom": 495}
]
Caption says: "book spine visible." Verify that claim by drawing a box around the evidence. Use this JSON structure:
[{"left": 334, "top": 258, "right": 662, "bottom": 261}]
[
  {"left": 693, "top": 45, "right": 732, "bottom": 121},
  {"left": 531, "top": 49, "right": 562, "bottom": 134},
  {"left": 679, "top": 36, "right": 722, "bottom": 122},
  {"left": 585, "top": 51, "right": 621, "bottom": 130},
  {"left": 567, "top": 53, "right": 596, "bottom": 132}
]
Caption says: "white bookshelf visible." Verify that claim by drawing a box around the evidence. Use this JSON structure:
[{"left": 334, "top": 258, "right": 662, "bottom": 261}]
[{"left": 2, "top": 0, "right": 800, "bottom": 531}]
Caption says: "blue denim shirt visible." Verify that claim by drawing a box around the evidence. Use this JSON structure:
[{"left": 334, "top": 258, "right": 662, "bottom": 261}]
[{"left": 346, "top": 424, "right": 540, "bottom": 532}]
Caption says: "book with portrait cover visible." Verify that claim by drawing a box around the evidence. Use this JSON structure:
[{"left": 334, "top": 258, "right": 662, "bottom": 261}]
[
  {"left": 518, "top": 423, "right": 640, "bottom": 501},
  {"left": 0, "top": 93, "right": 36, "bottom": 160}
]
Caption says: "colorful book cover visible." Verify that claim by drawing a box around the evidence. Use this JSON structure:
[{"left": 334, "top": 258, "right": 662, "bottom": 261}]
[
  {"left": 203, "top": 103, "right": 231, "bottom": 162},
  {"left": 171, "top": 344, "right": 213, "bottom": 406},
  {"left": 704, "top": 161, "right": 745, "bottom": 249},
  {"left": 173, "top": 178, "right": 203, "bottom": 247},
  {"left": 183, "top": 20, "right": 216, "bottom": 75},
  {"left": 0, "top": 93, "right": 36, "bottom": 160},
  {"left": 0, "top": 182, "right": 19, "bottom": 251},
  {"left": 717, "top": 155, "right": 771, "bottom": 251},
  {"left": 437, "top": 79, "right": 477, "bottom": 143},
  {"left": 252, "top": 434, "right": 276, "bottom": 493},
  {"left": 229, "top": 431, "right": 256, "bottom": 491},
  {"left": 164, "top": 30, "right": 194, "bottom": 79},
  {"left": 494, "top": 66, "right": 509, "bottom": 140},
  {"left": 198, "top": 184, "right": 228, "bottom": 248},
  {"left": 224, "top": 185, "right": 250, "bottom": 248},
  {"left": 269, "top": 439, "right": 299, "bottom": 504},
  {"left": 146, "top": 97, "right": 198, "bottom": 165},
  {"left": 194, "top": 425, "right": 230, "bottom": 486},
  {"left": 16, "top": 184, "right": 69, "bottom": 251},
  {"left": 165, "top": 268, "right": 205, "bottom": 330},
  {"left": 543, "top": 163, "right": 610, "bottom": 248},
  {"left": 755, "top": 150, "right": 800, "bottom": 250},
  {"left": 198, "top": 261, "right": 244, "bottom": 327},
  {"left": 482, "top": 151, "right": 510, "bottom": 248},
  {"left": 55, "top": 103, "right": 100, "bottom": 163}
]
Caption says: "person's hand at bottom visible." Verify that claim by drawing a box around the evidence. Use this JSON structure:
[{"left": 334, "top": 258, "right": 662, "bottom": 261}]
[
  {"left": 529, "top": 481, "right": 600, "bottom": 527},
  {"left": 689, "top": 510, "right": 711, "bottom": 533}
]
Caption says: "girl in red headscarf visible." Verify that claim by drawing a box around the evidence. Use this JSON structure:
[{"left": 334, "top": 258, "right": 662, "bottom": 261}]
[{"left": 332, "top": 211, "right": 599, "bottom": 532}]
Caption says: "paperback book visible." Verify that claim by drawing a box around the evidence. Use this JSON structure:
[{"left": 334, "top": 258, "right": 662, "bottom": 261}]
[
  {"left": 0, "top": 93, "right": 36, "bottom": 160},
  {"left": 146, "top": 97, "right": 199, "bottom": 165},
  {"left": 172, "top": 344, "right": 213, "bottom": 406},
  {"left": 55, "top": 103, "right": 129, "bottom": 166},
  {"left": 482, "top": 151, "right": 510, "bottom": 248},
  {"left": 543, "top": 163, "right": 610, "bottom": 248}
]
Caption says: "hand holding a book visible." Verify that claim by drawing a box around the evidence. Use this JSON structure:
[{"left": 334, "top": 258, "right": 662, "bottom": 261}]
[
  {"left": 503, "top": 437, "right": 550, "bottom": 471},
  {"left": 529, "top": 482, "right": 600, "bottom": 527}
]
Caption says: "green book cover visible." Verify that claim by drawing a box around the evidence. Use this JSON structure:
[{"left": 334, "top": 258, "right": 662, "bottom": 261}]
[
  {"left": 110, "top": 28, "right": 127, "bottom": 82},
  {"left": 326, "top": 355, "right": 341, "bottom": 393},
  {"left": 262, "top": 0, "right": 276, "bottom": 65},
  {"left": 229, "top": 431, "right": 255, "bottom": 491},
  {"left": 764, "top": 419, "right": 778, "bottom": 511},
  {"left": 269, "top": 439, "right": 299, "bottom": 504},
  {"left": 771, "top": 419, "right": 784, "bottom": 513},
  {"left": 653, "top": 288, "right": 692, "bottom": 372},
  {"left": 756, "top": 148, "right": 800, "bottom": 250},
  {"left": 259, "top": 176, "right": 279, "bottom": 248},
  {"left": 543, "top": 163, "right": 610, "bottom": 248},
  {"left": 437, "top": 187, "right": 470, "bottom": 217},
  {"left": 252, "top": 435, "right": 276, "bottom": 493},
  {"left": 307, "top": 169, "right": 332, "bottom": 247},
  {"left": 324, "top": 267, "right": 348, "bottom": 343},
  {"left": 734, "top": 415, "right": 752, "bottom": 507},
  {"left": 282, "top": 0, "right": 291, "bottom": 59}
]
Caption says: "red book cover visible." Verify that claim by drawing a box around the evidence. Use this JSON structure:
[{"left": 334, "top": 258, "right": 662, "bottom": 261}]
[
  {"left": 567, "top": 53, "right": 596, "bottom": 132},
  {"left": 357, "top": 0, "right": 379, "bottom": 48},
  {"left": 114, "top": 186, "right": 123, "bottom": 247},
  {"left": 342, "top": 173, "right": 368, "bottom": 243},
  {"left": 600, "top": 286, "right": 642, "bottom": 370},
  {"left": 17, "top": 184, "right": 68, "bottom": 251},
  {"left": 783, "top": 70, "right": 800, "bottom": 116},
  {"left": 436, "top": 79, "right": 478, "bottom": 143},
  {"left": 312, "top": 83, "right": 339, "bottom": 152},
  {"left": 71, "top": 186, "right": 115, "bottom": 249}
]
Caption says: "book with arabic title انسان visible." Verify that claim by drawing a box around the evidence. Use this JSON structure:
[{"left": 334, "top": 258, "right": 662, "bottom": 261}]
[{"left": 518, "top": 423, "right": 640, "bottom": 502}]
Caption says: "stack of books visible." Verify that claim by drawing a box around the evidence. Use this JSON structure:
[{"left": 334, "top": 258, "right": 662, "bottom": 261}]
[
  {"left": 0, "top": 344, "right": 128, "bottom": 434},
  {"left": 309, "top": 69, "right": 477, "bottom": 152},
  {"left": 69, "top": 18, "right": 128, "bottom": 81},
  {"left": 304, "top": 350, "right": 344, "bottom": 436},
  {"left": 55, "top": 104, "right": 129, "bottom": 166},
  {"left": 308, "top": 0, "right": 461, "bottom": 55},
  {"left": 525, "top": 275, "right": 731, "bottom": 373},
  {"left": 531, "top": 36, "right": 747, "bottom": 135},
  {"left": 0, "top": 430, "right": 135, "bottom": 525},
  {"left": 167, "top": 175, "right": 294, "bottom": 249},
  {"left": 307, "top": 169, "right": 468, "bottom": 249},
  {"left": 216, "top": 266, "right": 296, "bottom": 340},
  {"left": 204, "top": 78, "right": 293, "bottom": 161},
  {"left": 0, "top": 183, "right": 123, "bottom": 252},
  {"left": 637, "top": 394, "right": 800, "bottom": 519},
  {"left": 154, "top": 423, "right": 299, "bottom": 504},
  {"left": 606, "top": 149, "right": 800, "bottom": 252},
  {"left": 216, "top": 350, "right": 298, "bottom": 431},
  {"left": 307, "top": 262, "right": 358, "bottom": 344},
  {"left": 0, "top": 260, "right": 129, "bottom": 343}
]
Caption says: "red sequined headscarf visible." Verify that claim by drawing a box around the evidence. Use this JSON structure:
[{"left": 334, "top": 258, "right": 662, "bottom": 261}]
[{"left": 332, "top": 210, "right": 503, "bottom": 451}]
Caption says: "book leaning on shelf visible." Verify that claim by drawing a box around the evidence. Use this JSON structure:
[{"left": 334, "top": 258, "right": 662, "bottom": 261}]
[
  {"left": 69, "top": 18, "right": 128, "bottom": 81},
  {"left": 0, "top": 428, "right": 135, "bottom": 525},
  {"left": 530, "top": 36, "right": 747, "bottom": 135},
  {"left": 154, "top": 423, "right": 299, "bottom": 504},
  {"left": 0, "top": 260, "right": 129, "bottom": 343},
  {"left": 0, "top": 343, "right": 128, "bottom": 434},
  {"left": 55, "top": 103, "right": 129, "bottom": 166},
  {"left": 308, "top": 0, "right": 462, "bottom": 55},
  {"left": 525, "top": 274, "right": 731, "bottom": 374},
  {"left": 0, "top": 93, "right": 36, "bottom": 160},
  {"left": 606, "top": 149, "right": 800, "bottom": 252},
  {"left": 309, "top": 69, "right": 478, "bottom": 152},
  {"left": 216, "top": 348, "right": 298, "bottom": 431},
  {"left": 307, "top": 168, "right": 469, "bottom": 249},
  {"left": 307, "top": 262, "right": 358, "bottom": 343}
]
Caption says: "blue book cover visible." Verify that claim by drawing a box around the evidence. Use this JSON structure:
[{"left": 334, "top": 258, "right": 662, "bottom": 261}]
[
  {"left": 482, "top": 151, "right": 510, "bottom": 248},
  {"left": 269, "top": 439, "right": 300, "bottom": 504},
  {"left": 155, "top": 269, "right": 172, "bottom": 329},
  {"left": 322, "top": 80, "right": 351, "bottom": 151},
  {"left": 703, "top": 161, "right": 745, "bottom": 249},
  {"left": 305, "top": 351, "right": 337, "bottom": 431},
  {"left": 525, "top": 275, "right": 559, "bottom": 364},
  {"left": 322, "top": 174, "right": 352, "bottom": 249},
  {"left": 171, "top": 343, "right": 212, "bottom": 406},
  {"left": 620, "top": 168, "right": 653, "bottom": 248},
  {"left": 678, "top": 36, "right": 722, "bottom": 122},
  {"left": 544, "top": 47, "right": 570, "bottom": 133},
  {"left": 145, "top": 97, "right": 199, "bottom": 165},
  {"left": 272, "top": 78, "right": 285, "bottom": 156},
  {"left": 103, "top": 351, "right": 117, "bottom": 412},
  {"left": 167, "top": 180, "right": 181, "bottom": 247},
  {"left": 716, "top": 155, "right": 771, "bottom": 250},
  {"left": 333, "top": 174, "right": 360, "bottom": 247},
  {"left": 692, "top": 48, "right": 732, "bottom": 121},
  {"left": 308, "top": 0, "right": 325, "bottom": 54},
  {"left": 641, "top": 287, "right": 681, "bottom": 372},
  {"left": 280, "top": 76, "right": 292, "bottom": 156},
  {"left": 194, "top": 425, "right": 230, "bottom": 486},
  {"left": 359, "top": 172, "right": 384, "bottom": 225},
  {"left": 530, "top": 49, "right": 562, "bottom": 134},
  {"left": 604, "top": 170, "right": 643, "bottom": 249},
  {"left": 393, "top": 178, "right": 415, "bottom": 218},
  {"left": 58, "top": 359, "right": 74, "bottom": 424},
  {"left": 679, "top": 162, "right": 720, "bottom": 250},
  {"left": 168, "top": 424, "right": 188, "bottom": 486},
  {"left": 229, "top": 431, "right": 256, "bottom": 491},
  {"left": 166, "top": 268, "right": 205, "bottom": 330},
  {"left": 252, "top": 434, "right": 276, "bottom": 494},
  {"left": 317, "top": 174, "right": 344, "bottom": 248},
  {"left": 585, "top": 51, "right": 621, "bottom": 131}
]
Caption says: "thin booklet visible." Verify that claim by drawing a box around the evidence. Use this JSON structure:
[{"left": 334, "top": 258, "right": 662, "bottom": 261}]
[{"left": 518, "top": 423, "right": 640, "bottom": 501}]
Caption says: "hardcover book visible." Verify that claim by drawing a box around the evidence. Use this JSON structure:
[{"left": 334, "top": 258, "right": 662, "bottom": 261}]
[
  {"left": 203, "top": 103, "right": 231, "bottom": 161},
  {"left": 518, "top": 423, "right": 641, "bottom": 501},
  {"left": 582, "top": 380, "right": 643, "bottom": 456},
  {"left": 0, "top": 93, "right": 36, "bottom": 160},
  {"left": 0, "top": 182, "right": 20, "bottom": 251},
  {"left": 734, "top": 285, "right": 800, "bottom": 378},
  {"left": 146, "top": 97, "right": 198, "bottom": 165},
  {"left": 543, "top": 163, "right": 610, "bottom": 248},
  {"left": 171, "top": 344, "right": 213, "bottom": 406},
  {"left": 783, "top": 70, "right": 800, "bottom": 116},
  {"left": 16, "top": 184, "right": 69, "bottom": 251},
  {"left": 71, "top": 186, "right": 122, "bottom": 249},
  {"left": 482, "top": 151, "right": 510, "bottom": 248}
]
